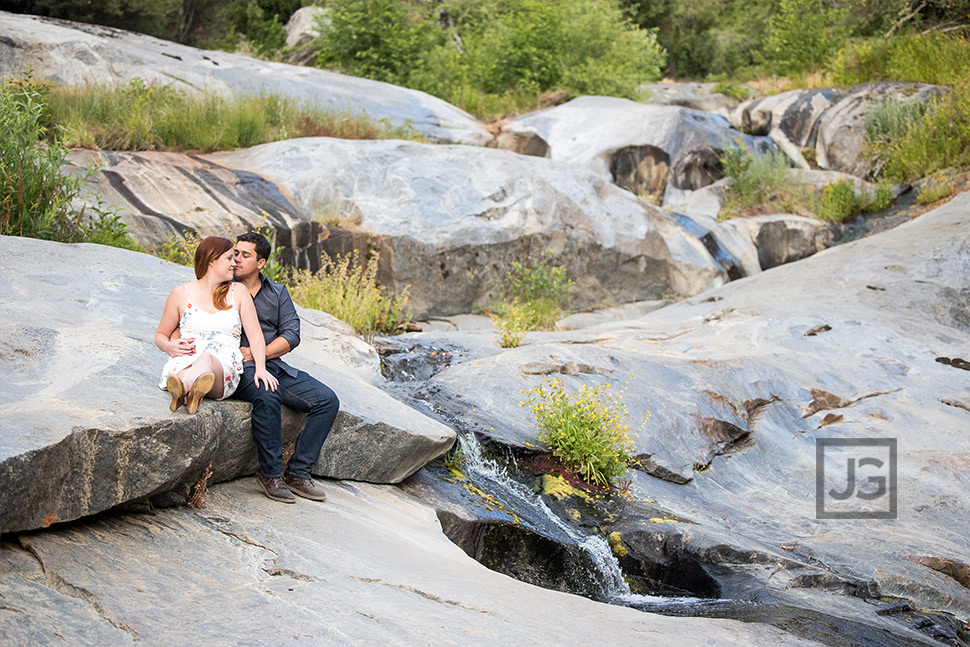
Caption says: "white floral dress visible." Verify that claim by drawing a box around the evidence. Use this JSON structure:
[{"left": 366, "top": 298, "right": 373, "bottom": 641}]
[{"left": 158, "top": 284, "right": 244, "bottom": 399}]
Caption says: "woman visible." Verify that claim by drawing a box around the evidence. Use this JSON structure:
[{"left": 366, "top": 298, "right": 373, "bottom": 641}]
[{"left": 155, "top": 236, "right": 277, "bottom": 414}]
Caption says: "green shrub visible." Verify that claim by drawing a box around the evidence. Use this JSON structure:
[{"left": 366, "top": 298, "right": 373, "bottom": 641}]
[
  {"left": 866, "top": 82, "right": 970, "bottom": 183},
  {"left": 0, "top": 79, "right": 87, "bottom": 240},
  {"left": 43, "top": 78, "right": 420, "bottom": 153},
  {"left": 495, "top": 301, "right": 533, "bottom": 348},
  {"left": 720, "top": 144, "right": 811, "bottom": 217},
  {"left": 761, "top": 0, "right": 847, "bottom": 76},
  {"left": 500, "top": 252, "right": 574, "bottom": 331},
  {"left": 315, "top": 0, "right": 665, "bottom": 119},
  {"left": 832, "top": 32, "right": 970, "bottom": 86},
  {"left": 867, "top": 183, "right": 895, "bottom": 212},
  {"left": 523, "top": 378, "right": 635, "bottom": 488},
  {"left": 817, "top": 179, "right": 862, "bottom": 222},
  {"left": 285, "top": 249, "right": 411, "bottom": 340}
]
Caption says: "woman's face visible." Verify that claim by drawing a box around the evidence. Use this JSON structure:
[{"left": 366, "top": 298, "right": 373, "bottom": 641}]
[{"left": 208, "top": 248, "right": 236, "bottom": 282}]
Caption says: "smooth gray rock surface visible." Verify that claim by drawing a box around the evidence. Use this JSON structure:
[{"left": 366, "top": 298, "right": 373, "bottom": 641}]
[
  {"left": 640, "top": 82, "right": 741, "bottom": 112},
  {"left": 207, "top": 138, "right": 727, "bottom": 319},
  {"left": 0, "top": 11, "right": 490, "bottom": 145},
  {"left": 729, "top": 89, "right": 843, "bottom": 168},
  {"left": 65, "top": 150, "right": 331, "bottom": 271},
  {"left": 0, "top": 479, "right": 824, "bottom": 647},
  {"left": 495, "top": 96, "right": 772, "bottom": 205},
  {"left": 418, "top": 191, "right": 970, "bottom": 617},
  {"left": 0, "top": 237, "right": 455, "bottom": 533}
]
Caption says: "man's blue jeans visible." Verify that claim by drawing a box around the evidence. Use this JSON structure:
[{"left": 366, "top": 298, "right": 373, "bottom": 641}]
[{"left": 233, "top": 363, "right": 339, "bottom": 479}]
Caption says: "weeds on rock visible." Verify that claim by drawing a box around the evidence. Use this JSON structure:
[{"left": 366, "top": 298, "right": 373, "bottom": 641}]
[
  {"left": 522, "top": 378, "right": 635, "bottom": 488},
  {"left": 917, "top": 174, "right": 957, "bottom": 205},
  {"left": 494, "top": 253, "right": 573, "bottom": 347},
  {"left": 285, "top": 249, "right": 411, "bottom": 340},
  {"left": 720, "top": 144, "right": 812, "bottom": 218},
  {"left": 160, "top": 229, "right": 203, "bottom": 266}
]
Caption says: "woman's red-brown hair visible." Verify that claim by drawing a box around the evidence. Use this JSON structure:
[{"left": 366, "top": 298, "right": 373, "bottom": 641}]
[{"left": 193, "top": 236, "right": 234, "bottom": 311}]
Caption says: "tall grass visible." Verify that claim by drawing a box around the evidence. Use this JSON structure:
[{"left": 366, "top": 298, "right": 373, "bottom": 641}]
[
  {"left": 720, "top": 145, "right": 813, "bottom": 217},
  {"left": 41, "top": 78, "right": 421, "bottom": 152},
  {"left": 285, "top": 250, "right": 411, "bottom": 340}
]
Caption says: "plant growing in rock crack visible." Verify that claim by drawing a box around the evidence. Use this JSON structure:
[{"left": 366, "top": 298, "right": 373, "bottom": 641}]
[
  {"left": 494, "top": 252, "right": 573, "bottom": 346},
  {"left": 522, "top": 378, "right": 636, "bottom": 488}
]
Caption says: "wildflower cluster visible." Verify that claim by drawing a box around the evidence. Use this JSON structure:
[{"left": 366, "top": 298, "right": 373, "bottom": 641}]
[
  {"left": 494, "top": 252, "right": 573, "bottom": 347},
  {"left": 523, "top": 378, "right": 635, "bottom": 488}
]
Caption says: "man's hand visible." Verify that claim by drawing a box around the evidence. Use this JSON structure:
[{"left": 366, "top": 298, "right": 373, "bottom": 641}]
[{"left": 240, "top": 346, "right": 254, "bottom": 362}]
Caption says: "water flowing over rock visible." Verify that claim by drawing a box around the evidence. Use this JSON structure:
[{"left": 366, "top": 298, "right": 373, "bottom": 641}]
[
  {"left": 420, "top": 193, "right": 970, "bottom": 619},
  {"left": 494, "top": 96, "right": 773, "bottom": 205},
  {"left": 0, "top": 237, "right": 455, "bottom": 533},
  {"left": 0, "top": 11, "right": 490, "bottom": 145},
  {"left": 205, "top": 138, "right": 727, "bottom": 319}
]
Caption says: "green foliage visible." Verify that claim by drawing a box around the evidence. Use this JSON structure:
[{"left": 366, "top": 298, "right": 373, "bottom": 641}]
[
  {"left": 41, "top": 78, "right": 419, "bottom": 152},
  {"left": 220, "top": 0, "right": 301, "bottom": 57},
  {"left": 315, "top": 0, "right": 441, "bottom": 86},
  {"left": 817, "top": 179, "right": 864, "bottom": 222},
  {"left": 523, "top": 378, "right": 635, "bottom": 487},
  {"left": 495, "top": 301, "right": 532, "bottom": 348},
  {"left": 285, "top": 249, "right": 411, "bottom": 340},
  {"left": 74, "top": 197, "right": 144, "bottom": 251},
  {"left": 315, "top": 0, "right": 665, "bottom": 119},
  {"left": 869, "top": 183, "right": 895, "bottom": 211},
  {"left": 712, "top": 81, "right": 749, "bottom": 102},
  {"left": 498, "top": 252, "right": 574, "bottom": 332},
  {"left": 864, "top": 83, "right": 970, "bottom": 183},
  {"left": 0, "top": 79, "right": 86, "bottom": 240},
  {"left": 761, "top": 0, "right": 847, "bottom": 75},
  {"left": 720, "top": 144, "right": 810, "bottom": 217},
  {"left": 831, "top": 32, "right": 970, "bottom": 86}
]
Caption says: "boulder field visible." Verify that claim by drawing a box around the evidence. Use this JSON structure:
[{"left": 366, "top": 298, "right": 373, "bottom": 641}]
[{"left": 0, "top": 236, "right": 455, "bottom": 534}]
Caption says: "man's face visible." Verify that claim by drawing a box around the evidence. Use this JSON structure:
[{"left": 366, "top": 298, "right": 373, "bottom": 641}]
[{"left": 233, "top": 241, "right": 264, "bottom": 280}]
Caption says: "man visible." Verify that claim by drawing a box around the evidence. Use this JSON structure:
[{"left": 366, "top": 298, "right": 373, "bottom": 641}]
[{"left": 232, "top": 232, "right": 339, "bottom": 504}]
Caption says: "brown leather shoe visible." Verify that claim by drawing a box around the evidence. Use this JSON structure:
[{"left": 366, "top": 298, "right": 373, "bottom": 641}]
[
  {"left": 186, "top": 372, "right": 215, "bottom": 415},
  {"left": 256, "top": 474, "right": 296, "bottom": 503},
  {"left": 166, "top": 373, "right": 185, "bottom": 412},
  {"left": 284, "top": 475, "right": 327, "bottom": 502}
]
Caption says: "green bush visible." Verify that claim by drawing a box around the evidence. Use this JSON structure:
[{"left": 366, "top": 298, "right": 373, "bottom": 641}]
[
  {"left": 833, "top": 32, "right": 970, "bottom": 87},
  {"left": 720, "top": 144, "right": 811, "bottom": 217},
  {"left": 523, "top": 378, "right": 635, "bottom": 487},
  {"left": 817, "top": 179, "right": 862, "bottom": 222},
  {"left": 917, "top": 174, "right": 957, "bottom": 204},
  {"left": 761, "top": 0, "right": 847, "bottom": 76},
  {"left": 315, "top": 0, "right": 665, "bottom": 119},
  {"left": 285, "top": 249, "right": 411, "bottom": 340},
  {"left": 499, "top": 252, "right": 574, "bottom": 331},
  {"left": 865, "top": 82, "right": 970, "bottom": 183},
  {"left": 1, "top": 79, "right": 86, "bottom": 240}
]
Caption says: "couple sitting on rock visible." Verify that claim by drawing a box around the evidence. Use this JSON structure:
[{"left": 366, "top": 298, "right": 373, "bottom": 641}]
[{"left": 153, "top": 232, "right": 339, "bottom": 505}]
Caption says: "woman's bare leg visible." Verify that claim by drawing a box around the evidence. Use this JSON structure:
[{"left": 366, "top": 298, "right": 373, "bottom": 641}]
[{"left": 176, "top": 352, "right": 226, "bottom": 400}]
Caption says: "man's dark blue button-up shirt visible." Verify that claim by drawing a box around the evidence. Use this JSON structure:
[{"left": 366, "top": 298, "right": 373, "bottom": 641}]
[{"left": 239, "top": 274, "right": 301, "bottom": 377}]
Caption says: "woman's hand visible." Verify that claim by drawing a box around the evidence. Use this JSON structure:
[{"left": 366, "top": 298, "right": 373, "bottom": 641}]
[
  {"left": 166, "top": 337, "right": 196, "bottom": 358},
  {"left": 254, "top": 367, "right": 279, "bottom": 392}
]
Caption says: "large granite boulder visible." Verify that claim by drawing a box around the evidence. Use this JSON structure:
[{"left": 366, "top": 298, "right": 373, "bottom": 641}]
[
  {"left": 639, "top": 81, "right": 741, "bottom": 112},
  {"left": 205, "top": 138, "right": 727, "bottom": 319},
  {"left": 0, "top": 11, "right": 490, "bottom": 145},
  {"left": 728, "top": 89, "right": 843, "bottom": 168},
  {"left": 493, "top": 96, "right": 773, "bottom": 205},
  {"left": 65, "top": 150, "right": 331, "bottom": 271},
  {"left": 418, "top": 191, "right": 970, "bottom": 617},
  {"left": 815, "top": 82, "right": 944, "bottom": 178},
  {"left": 0, "top": 236, "right": 456, "bottom": 533},
  {"left": 0, "top": 479, "right": 823, "bottom": 647}
]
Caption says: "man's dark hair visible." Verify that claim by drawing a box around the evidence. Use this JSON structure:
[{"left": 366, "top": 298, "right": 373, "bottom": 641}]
[{"left": 236, "top": 231, "right": 272, "bottom": 261}]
